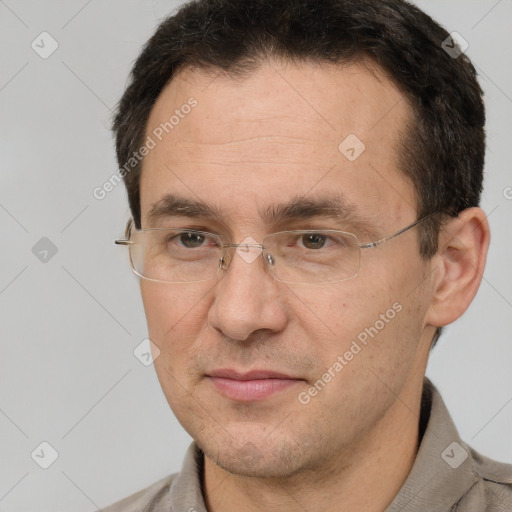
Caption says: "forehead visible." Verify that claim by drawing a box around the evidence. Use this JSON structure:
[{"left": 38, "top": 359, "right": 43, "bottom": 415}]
[{"left": 140, "top": 60, "right": 416, "bottom": 230}]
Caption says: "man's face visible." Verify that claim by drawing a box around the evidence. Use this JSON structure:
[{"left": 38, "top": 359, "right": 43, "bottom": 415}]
[{"left": 139, "top": 61, "right": 436, "bottom": 477}]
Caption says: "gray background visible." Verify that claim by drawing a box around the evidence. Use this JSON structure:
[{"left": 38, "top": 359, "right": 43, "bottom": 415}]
[{"left": 0, "top": 1, "right": 511, "bottom": 510}]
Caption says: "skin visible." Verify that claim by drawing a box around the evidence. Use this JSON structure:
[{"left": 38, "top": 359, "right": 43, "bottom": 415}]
[{"left": 137, "top": 60, "right": 489, "bottom": 512}]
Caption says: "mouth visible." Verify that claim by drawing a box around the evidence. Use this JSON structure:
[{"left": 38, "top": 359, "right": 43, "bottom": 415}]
[{"left": 206, "top": 369, "right": 304, "bottom": 402}]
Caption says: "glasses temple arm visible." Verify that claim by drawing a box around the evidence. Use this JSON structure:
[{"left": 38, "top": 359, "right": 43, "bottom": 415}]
[{"left": 359, "top": 213, "right": 440, "bottom": 249}]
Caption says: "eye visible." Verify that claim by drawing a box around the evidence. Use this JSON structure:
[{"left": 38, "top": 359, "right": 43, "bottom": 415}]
[
  {"left": 165, "top": 231, "right": 214, "bottom": 250},
  {"left": 299, "top": 233, "right": 329, "bottom": 250},
  {"left": 177, "top": 232, "right": 206, "bottom": 248}
]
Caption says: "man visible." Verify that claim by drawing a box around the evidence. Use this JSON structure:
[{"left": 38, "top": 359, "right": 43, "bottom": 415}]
[{"left": 107, "top": 0, "right": 512, "bottom": 510}]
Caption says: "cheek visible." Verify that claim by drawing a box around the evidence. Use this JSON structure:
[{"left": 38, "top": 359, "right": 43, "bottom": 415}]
[
  {"left": 140, "top": 283, "right": 211, "bottom": 352},
  {"left": 142, "top": 285, "right": 212, "bottom": 416},
  {"left": 307, "top": 288, "right": 420, "bottom": 410},
  {"left": 298, "top": 282, "right": 393, "bottom": 344},
  {"left": 308, "top": 276, "right": 414, "bottom": 367}
]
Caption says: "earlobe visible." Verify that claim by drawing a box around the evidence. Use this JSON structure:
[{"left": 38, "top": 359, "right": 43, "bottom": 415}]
[{"left": 425, "top": 207, "right": 490, "bottom": 328}]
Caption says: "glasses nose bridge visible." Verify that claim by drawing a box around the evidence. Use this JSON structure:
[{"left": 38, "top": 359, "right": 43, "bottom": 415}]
[
  {"left": 219, "top": 241, "right": 271, "bottom": 272},
  {"left": 222, "top": 242, "right": 265, "bottom": 249}
]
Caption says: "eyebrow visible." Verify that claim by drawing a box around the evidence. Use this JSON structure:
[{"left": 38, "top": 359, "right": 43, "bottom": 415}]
[
  {"left": 146, "top": 193, "right": 379, "bottom": 237},
  {"left": 147, "top": 194, "right": 224, "bottom": 224}
]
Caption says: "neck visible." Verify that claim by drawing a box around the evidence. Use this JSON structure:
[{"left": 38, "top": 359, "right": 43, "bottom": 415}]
[{"left": 202, "top": 374, "right": 426, "bottom": 512}]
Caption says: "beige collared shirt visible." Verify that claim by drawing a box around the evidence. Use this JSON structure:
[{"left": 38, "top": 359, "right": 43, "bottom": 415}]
[{"left": 102, "top": 379, "right": 512, "bottom": 511}]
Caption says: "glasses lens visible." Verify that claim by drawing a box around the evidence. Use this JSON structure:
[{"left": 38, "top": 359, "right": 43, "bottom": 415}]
[
  {"left": 264, "top": 230, "right": 360, "bottom": 284},
  {"left": 126, "top": 228, "right": 360, "bottom": 285},
  {"left": 129, "top": 229, "right": 223, "bottom": 283}
]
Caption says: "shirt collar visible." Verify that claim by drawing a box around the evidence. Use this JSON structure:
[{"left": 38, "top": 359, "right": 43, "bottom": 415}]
[
  {"left": 168, "top": 441, "right": 207, "bottom": 512},
  {"left": 168, "top": 379, "right": 478, "bottom": 512},
  {"left": 385, "top": 378, "right": 478, "bottom": 512}
]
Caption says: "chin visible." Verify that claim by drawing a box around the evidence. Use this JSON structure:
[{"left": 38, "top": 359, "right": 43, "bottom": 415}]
[{"left": 198, "top": 431, "right": 317, "bottom": 479}]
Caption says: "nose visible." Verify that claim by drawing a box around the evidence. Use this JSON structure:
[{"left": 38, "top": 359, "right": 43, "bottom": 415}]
[{"left": 208, "top": 245, "right": 289, "bottom": 341}]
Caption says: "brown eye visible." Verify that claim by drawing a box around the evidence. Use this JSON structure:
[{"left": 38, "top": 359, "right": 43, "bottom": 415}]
[
  {"left": 301, "top": 233, "right": 327, "bottom": 249},
  {"left": 178, "top": 232, "right": 206, "bottom": 248}
]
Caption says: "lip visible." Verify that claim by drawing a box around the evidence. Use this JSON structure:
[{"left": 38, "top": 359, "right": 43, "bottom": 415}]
[
  {"left": 207, "top": 368, "right": 303, "bottom": 402},
  {"left": 209, "top": 369, "right": 298, "bottom": 380}
]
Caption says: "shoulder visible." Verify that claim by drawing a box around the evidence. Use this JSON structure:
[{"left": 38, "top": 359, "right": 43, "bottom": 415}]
[
  {"left": 98, "top": 442, "right": 204, "bottom": 512},
  {"left": 100, "top": 473, "right": 178, "bottom": 512},
  {"left": 463, "top": 445, "right": 512, "bottom": 510}
]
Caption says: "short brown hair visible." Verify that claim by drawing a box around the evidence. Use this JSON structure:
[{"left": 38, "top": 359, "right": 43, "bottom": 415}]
[{"left": 113, "top": 0, "right": 485, "bottom": 262}]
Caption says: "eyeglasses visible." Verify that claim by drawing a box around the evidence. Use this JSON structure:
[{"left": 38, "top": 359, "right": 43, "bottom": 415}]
[{"left": 115, "top": 213, "right": 438, "bottom": 285}]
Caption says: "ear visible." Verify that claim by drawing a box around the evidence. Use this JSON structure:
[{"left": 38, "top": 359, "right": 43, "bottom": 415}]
[{"left": 425, "top": 207, "right": 490, "bottom": 328}]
